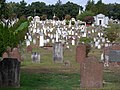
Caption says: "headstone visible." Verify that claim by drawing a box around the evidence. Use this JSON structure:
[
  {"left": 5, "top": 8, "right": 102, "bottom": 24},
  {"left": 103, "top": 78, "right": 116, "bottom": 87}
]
[
  {"left": 2, "top": 52, "right": 8, "bottom": 59},
  {"left": 11, "top": 48, "right": 21, "bottom": 61},
  {"left": 31, "top": 52, "right": 40, "bottom": 63},
  {"left": 26, "top": 39, "right": 30, "bottom": 46},
  {"left": 39, "top": 33, "right": 44, "bottom": 47},
  {"left": 0, "top": 58, "right": 20, "bottom": 87},
  {"left": 72, "top": 40, "right": 75, "bottom": 45},
  {"left": 26, "top": 45, "right": 32, "bottom": 53},
  {"left": 80, "top": 56, "right": 103, "bottom": 88},
  {"left": 109, "top": 50, "right": 120, "bottom": 62},
  {"left": 53, "top": 42, "right": 63, "bottom": 63},
  {"left": 76, "top": 44, "right": 86, "bottom": 64}
]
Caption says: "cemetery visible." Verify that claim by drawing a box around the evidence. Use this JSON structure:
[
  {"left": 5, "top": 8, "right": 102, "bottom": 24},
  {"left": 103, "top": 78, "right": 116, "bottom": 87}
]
[{"left": 0, "top": 0, "right": 120, "bottom": 89}]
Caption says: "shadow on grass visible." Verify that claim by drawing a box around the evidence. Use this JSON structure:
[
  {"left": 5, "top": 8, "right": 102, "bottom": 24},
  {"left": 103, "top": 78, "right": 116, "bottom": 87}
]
[{"left": 10, "top": 72, "right": 79, "bottom": 90}]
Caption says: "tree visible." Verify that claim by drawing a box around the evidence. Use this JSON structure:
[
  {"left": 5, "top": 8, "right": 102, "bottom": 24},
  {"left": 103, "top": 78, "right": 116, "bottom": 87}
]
[
  {"left": 94, "top": 0, "right": 107, "bottom": 15},
  {"left": 0, "top": 16, "right": 29, "bottom": 56},
  {"left": 56, "top": 0, "right": 62, "bottom": 6},
  {"left": 76, "top": 11, "right": 94, "bottom": 21},
  {"left": 83, "top": 16, "right": 94, "bottom": 25},
  {"left": 17, "top": 0, "right": 27, "bottom": 18},
  {"left": 104, "top": 24, "right": 119, "bottom": 43},
  {"left": 0, "top": 0, "right": 7, "bottom": 19},
  {"left": 85, "top": 0, "right": 95, "bottom": 12}
]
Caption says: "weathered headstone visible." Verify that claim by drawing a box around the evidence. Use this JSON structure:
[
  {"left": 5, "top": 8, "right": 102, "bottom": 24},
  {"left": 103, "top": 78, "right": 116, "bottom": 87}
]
[
  {"left": 80, "top": 56, "right": 103, "bottom": 88},
  {"left": 11, "top": 48, "right": 21, "bottom": 62},
  {"left": 26, "top": 45, "right": 32, "bottom": 53},
  {"left": 0, "top": 58, "right": 20, "bottom": 87},
  {"left": 2, "top": 52, "right": 8, "bottom": 59},
  {"left": 76, "top": 44, "right": 86, "bottom": 64},
  {"left": 109, "top": 50, "right": 120, "bottom": 62},
  {"left": 31, "top": 52, "right": 40, "bottom": 63},
  {"left": 53, "top": 42, "right": 63, "bottom": 63}
]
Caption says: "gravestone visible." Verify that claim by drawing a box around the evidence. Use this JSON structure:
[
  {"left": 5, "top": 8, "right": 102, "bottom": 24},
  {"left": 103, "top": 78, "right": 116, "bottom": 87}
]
[
  {"left": 26, "top": 45, "right": 32, "bottom": 53},
  {"left": 109, "top": 50, "right": 120, "bottom": 62},
  {"left": 80, "top": 56, "right": 103, "bottom": 88},
  {"left": 39, "top": 33, "right": 44, "bottom": 47},
  {"left": 31, "top": 52, "right": 40, "bottom": 63},
  {"left": 76, "top": 44, "right": 86, "bottom": 64},
  {"left": 53, "top": 42, "right": 63, "bottom": 63},
  {"left": 2, "top": 52, "right": 8, "bottom": 59},
  {"left": 0, "top": 58, "right": 20, "bottom": 87},
  {"left": 11, "top": 48, "right": 21, "bottom": 62}
]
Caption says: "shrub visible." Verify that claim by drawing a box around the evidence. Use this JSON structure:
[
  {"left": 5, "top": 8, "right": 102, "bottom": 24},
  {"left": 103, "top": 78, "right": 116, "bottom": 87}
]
[
  {"left": 71, "top": 21, "right": 75, "bottom": 25},
  {"left": 66, "top": 20, "right": 69, "bottom": 25}
]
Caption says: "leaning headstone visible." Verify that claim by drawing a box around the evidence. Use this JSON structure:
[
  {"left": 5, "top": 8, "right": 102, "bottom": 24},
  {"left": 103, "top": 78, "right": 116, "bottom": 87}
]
[
  {"left": 80, "top": 56, "right": 103, "bottom": 88},
  {"left": 0, "top": 58, "right": 20, "bottom": 87},
  {"left": 53, "top": 42, "right": 63, "bottom": 63},
  {"left": 76, "top": 44, "right": 86, "bottom": 64}
]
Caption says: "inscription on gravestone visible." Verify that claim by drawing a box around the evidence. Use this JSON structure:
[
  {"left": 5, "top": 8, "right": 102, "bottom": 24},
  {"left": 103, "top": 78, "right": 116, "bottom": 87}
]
[{"left": 53, "top": 42, "right": 63, "bottom": 63}]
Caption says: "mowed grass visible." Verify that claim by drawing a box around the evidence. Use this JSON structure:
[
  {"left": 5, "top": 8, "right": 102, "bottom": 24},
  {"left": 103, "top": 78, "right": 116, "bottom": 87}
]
[{"left": 1, "top": 45, "right": 120, "bottom": 90}]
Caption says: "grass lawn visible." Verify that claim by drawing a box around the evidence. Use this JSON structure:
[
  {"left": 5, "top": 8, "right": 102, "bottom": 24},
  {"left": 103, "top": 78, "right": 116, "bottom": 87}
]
[{"left": 1, "top": 45, "right": 120, "bottom": 90}]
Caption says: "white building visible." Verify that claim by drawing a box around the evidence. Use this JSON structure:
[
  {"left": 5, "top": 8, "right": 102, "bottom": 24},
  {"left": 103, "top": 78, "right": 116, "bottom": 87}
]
[{"left": 94, "top": 14, "right": 109, "bottom": 27}]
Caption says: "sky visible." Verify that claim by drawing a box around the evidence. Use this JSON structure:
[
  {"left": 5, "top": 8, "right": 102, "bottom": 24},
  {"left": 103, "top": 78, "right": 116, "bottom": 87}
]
[{"left": 6, "top": 0, "right": 120, "bottom": 8}]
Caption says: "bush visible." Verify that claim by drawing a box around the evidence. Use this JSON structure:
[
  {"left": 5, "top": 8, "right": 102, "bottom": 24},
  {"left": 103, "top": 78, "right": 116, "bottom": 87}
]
[
  {"left": 71, "top": 21, "right": 75, "bottom": 25},
  {"left": 66, "top": 20, "right": 69, "bottom": 25}
]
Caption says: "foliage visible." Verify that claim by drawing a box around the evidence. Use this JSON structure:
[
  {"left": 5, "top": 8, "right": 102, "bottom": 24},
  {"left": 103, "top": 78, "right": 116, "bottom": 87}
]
[
  {"left": 65, "top": 20, "right": 69, "bottom": 25},
  {"left": 71, "top": 21, "right": 75, "bottom": 25},
  {"left": 0, "top": 0, "right": 9, "bottom": 20},
  {"left": 104, "top": 24, "right": 119, "bottom": 43},
  {"left": 83, "top": 16, "right": 94, "bottom": 24},
  {"left": 106, "top": 3, "right": 120, "bottom": 20},
  {"left": 0, "top": 17, "right": 28, "bottom": 56},
  {"left": 85, "top": 0, "right": 107, "bottom": 15},
  {"left": 6, "top": 1, "right": 82, "bottom": 20},
  {"left": 94, "top": 0, "right": 107, "bottom": 15},
  {"left": 85, "top": 0, "right": 95, "bottom": 11},
  {"left": 76, "top": 11, "right": 94, "bottom": 21},
  {"left": 79, "top": 37, "right": 92, "bottom": 44}
]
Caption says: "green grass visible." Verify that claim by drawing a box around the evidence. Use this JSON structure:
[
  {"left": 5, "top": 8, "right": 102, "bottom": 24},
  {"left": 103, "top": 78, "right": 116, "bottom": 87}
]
[
  {"left": 1, "top": 71, "right": 120, "bottom": 90},
  {"left": 1, "top": 45, "right": 120, "bottom": 90}
]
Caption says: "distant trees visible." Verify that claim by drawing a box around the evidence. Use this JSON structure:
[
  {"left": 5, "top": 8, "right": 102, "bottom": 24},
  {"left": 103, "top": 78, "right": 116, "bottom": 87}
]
[
  {"left": 104, "top": 24, "right": 120, "bottom": 43},
  {"left": 3, "top": 0, "right": 120, "bottom": 20},
  {"left": 0, "top": 0, "right": 8, "bottom": 19},
  {"left": 85, "top": 0, "right": 107, "bottom": 15},
  {"left": 6, "top": 1, "right": 82, "bottom": 20},
  {"left": 85, "top": 0, "right": 120, "bottom": 20},
  {"left": 76, "top": 11, "right": 95, "bottom": 21}
]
